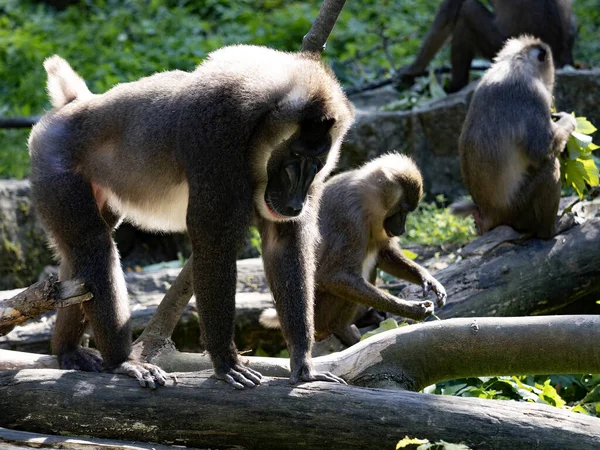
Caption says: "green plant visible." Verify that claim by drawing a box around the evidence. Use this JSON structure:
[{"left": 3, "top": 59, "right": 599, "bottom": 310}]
[
  {"left": 400, "top": 195, "right": 477, "bottom": 246},
  {"left": 559, "top": 116, "right": 599, "bottom": 199}
]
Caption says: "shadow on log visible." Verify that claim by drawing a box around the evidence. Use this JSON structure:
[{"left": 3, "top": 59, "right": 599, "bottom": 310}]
[{"left": 1, "top": 369, "right": 599, "bottom": 450}]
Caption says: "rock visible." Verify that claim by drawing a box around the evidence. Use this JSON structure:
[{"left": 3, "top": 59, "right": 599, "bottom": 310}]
[{"left": 0, "top": 180, "right": 54, "bottom": 290}]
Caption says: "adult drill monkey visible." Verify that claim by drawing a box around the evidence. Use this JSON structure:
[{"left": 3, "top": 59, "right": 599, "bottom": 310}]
[
  {"left": 261, "top": 153, "right": 447, "bottom": 346},
  {"left": 455, "top": 36, "right": 576, "bottom": 238},
  {"left": 28, "top": 45, "right": 354, "bottom": 389}
]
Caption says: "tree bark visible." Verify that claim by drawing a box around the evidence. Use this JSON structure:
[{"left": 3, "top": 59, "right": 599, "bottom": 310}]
[
  {"left": 4, "top": 315, "right": 600, "bottom": 391},
  {"left": 1, "top": 369, "right": 599, "bottom": 450},
  {"left": 396, "top": 214, "right": 600, "bottom": 318},
  {"left": 301, "top": 0, "right": 347, "bottom": 52},
  {"left": 0, "top": 277, "right": 92, "bottom": 336}
]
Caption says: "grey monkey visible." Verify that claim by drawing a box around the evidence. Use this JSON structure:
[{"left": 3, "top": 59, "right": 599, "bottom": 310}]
[
  {"left": 261, "top": 153, "right": 447, "bottom": 346},
  {"left": 28, "top": 45, "right": 354, "bottom": 388},
  {"left": 455, "top": 36, "right": 576, "bottom": 238}
]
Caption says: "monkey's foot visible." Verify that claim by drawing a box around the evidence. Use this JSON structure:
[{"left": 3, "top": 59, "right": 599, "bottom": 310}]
[
  {"left": 290, "top": 364, "right": 347, "bottom": 385},
  {"left": 58, "top": 347, "right": 103, "bottom": 372},
  {"left": 215, "top": 363, "right": 263, "bottom": 390},
  {"left": 422, "top": 276, "right": 447, "bottom": 308},
  {"left": 111, "top": 360, "right": 169, "bottom": 389}
]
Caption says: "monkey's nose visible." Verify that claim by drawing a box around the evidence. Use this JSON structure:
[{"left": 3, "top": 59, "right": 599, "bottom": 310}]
[{"left": 283, "top": 198, "right": 304, "bottom": 216}]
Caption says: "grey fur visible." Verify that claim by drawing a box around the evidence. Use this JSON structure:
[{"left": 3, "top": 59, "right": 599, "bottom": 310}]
[
  {"left": 459, "top": 35, "right": 576, "bottom": 238},
  {"left": 28, "top": 45, "right": 354, "bottom": 388}
]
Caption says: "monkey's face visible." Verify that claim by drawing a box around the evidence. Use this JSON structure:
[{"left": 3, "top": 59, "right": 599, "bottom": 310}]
[
  {"left": 384, "top": 204, "right": 412, "bottom": 238},
  {"left": 261, "top": 117, "right": 335, "bottom": 221}
]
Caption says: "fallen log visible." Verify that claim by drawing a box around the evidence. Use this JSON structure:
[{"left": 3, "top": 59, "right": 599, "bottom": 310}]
[
  {"left": 0, "top": 276, "right": 92, "bottom": 337},
  {"left": 1, "top": 369, "right": 599, "bottom": 450},
  {"left": 397, "top": 204, "right": 600, "bottom": 318},
  {"left": 4, "top": 316, "right": 600, "bottom": 392}
]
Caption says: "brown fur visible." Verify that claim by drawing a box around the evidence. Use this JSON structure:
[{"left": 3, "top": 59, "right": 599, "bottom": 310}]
[
  {"left": 29, "top": 45, "right": 354, "bottom": 388},
  {"left": 400, "top": 0, "right": 576, "bottom": 92},
  {"left": 458, "top": 36, "right": 576, "bottom": 238},
  {"left": 261, "top": 153, "right": 447, "bottom": 346}
]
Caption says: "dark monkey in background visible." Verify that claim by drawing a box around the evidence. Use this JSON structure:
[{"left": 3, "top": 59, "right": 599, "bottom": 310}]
[
  {"left": 261, "top": 153, "right": 447, "bottom": 346},
  {"left": 455, "top": 36, "right": 576, "bottom": 238},
  {"left": 399, "top": 0, "right": 576, "bottom": 92},
  {"left": 29, "top": 45, "right": 354, "bottom": 388}
]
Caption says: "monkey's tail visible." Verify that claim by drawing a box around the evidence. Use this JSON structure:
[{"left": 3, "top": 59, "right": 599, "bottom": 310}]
[
  {"left": 258, "top": 307, "right": 281, "bottom": 329},
  {"left": 43, "top": 55, "right": 92, "bottom": 108},
  {"left": 449, "top": 199, "right": 478, "bottom": 217}
]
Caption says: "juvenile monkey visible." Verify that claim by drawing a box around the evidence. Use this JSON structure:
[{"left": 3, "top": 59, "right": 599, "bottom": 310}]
[
  {"left": 398, "top": 0, "right": 576, "bottom": 92},
  {"left": 29, "top": 45, "right": 354, "bottom": 389},
  {"left": 261, "top": 153, "right": 447, "bottom": 346},
  {"left": 456, "top": 36, "right": 576, "bottom": 238}
]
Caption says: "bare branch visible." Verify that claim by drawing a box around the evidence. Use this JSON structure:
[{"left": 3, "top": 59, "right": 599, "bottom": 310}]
[
  {"left": 0, "top": 277, "right": 92, "bottom": 336},
  {"left": 301, "top": 0, "right": 347, "bottom": 53}
]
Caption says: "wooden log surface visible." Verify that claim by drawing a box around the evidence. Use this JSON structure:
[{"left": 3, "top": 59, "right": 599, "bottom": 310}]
[{"left": 1, "top": 369, "right": 599, "bottom": 450}]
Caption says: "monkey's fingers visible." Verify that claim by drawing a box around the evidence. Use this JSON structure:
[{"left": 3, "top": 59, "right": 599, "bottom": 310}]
[
  {"left": 219, "top": 369, "right": 260, "bottom": 390},
  {"left": 144, "top": 364, "right": 168, "bottom": 386},
  {"left": 290, "top": 366, "right": 347, "bottom": 385},
  {"left": 112, "top": 360, "right": 168, "bottom": 389}
]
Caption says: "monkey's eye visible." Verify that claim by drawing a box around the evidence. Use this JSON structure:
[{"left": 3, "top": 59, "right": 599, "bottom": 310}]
[{"left": 537, "top": 47, "right": 546, "bottom": 62}]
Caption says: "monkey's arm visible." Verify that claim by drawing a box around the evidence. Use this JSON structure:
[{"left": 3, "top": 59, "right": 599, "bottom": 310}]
[
  {"left": 526, "top": 112, "right": 576, "bottom": 160},
  {"left": 319, "top": 271, "right": 435, "bottom": 320},
  {"left": 550, "top": 112, "right": 577, "bottom": 155},
  {"left": 377, "top": 244, "right": 447, "bottom": 307},
  {"left": 260, "top": 219, "right": 345, "bottom": 385}
]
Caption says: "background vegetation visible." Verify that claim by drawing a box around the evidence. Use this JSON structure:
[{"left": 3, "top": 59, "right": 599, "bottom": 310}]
[{"left": 1, "top": 0, "right": 599, "bottom": 178}]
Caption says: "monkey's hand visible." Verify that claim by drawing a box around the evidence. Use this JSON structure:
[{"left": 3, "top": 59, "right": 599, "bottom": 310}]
[
  {"left": 422, "top": 275, "right": 447, "bottom": 308},
  {"left": 214, "top": 362, "right": 263, "bottom": 390},
  {"left": 290, "top": 363, "right": 347, "bottom": 385},
  {"left": 111, "top": 360, "right": 170, "bottom": 389},
  {"left": 552, "top": 112, "right": 577, "bottom": 135}
]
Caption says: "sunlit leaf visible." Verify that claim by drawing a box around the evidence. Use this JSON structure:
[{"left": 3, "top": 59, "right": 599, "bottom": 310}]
[
  {"left": 397, "top": 436, "right": 429, "bottom": 449},
  {"left": 402, "top": 249, "right": 419, "bottom": 260},
  {"left": 572, "top": 131, "right": 593, "bottom": 149},
  {"left": 360, "top": 318, "right": 399, "bottom": 341},
  {"left": 576, "top": 117, "right": 598, "bottom": 135},
  {"left": 539, "top": 379, "right": 566, "bottom": 408}
]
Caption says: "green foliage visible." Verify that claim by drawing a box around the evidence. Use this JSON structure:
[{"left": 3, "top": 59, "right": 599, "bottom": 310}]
[
  {"left": 424, "top": 374, "right": 600, "bottom": 417},
  {"left": 400, "top": 196, "right": 477, "bottom": 246},
  {"left": 360, "top": 317, "right": 408, "bottom": 341},
  {"left": 559, "top": 116, "right": 599, "bottom": 199},
  {"left": 397, "top": 436, "right": 471, "bottom": 450}
]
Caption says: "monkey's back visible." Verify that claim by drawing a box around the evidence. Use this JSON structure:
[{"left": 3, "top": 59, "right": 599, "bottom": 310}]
[{"left": 459, "top": 63, "right": 551, "bottom": 213}]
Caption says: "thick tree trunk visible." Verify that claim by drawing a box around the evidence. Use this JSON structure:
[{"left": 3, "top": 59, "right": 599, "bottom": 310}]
[{"left": 1, "top": 369, "right": 599, "bottom": 450}]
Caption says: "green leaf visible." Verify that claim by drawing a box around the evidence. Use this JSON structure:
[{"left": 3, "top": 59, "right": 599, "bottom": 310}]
[
  {"left": 571, "top": 404, "right": 593, "bottom": 415},
  {"left": 581, "top": 384, "right": 600, "bottom": 404},
  {"left": 360, "top": 318, "right": 400, "bottom": 341},
  {"left": 428, "top": 70, "right": 447, "bottom": 100},
  {"left": 572, "top": 131, "right": 593, "bottom": 149},
  {"left": 566, "top": 135, "right": 581, "bottom": 160},
  {"left": 576, "top": 117, "right": 598, "bottom": 135},
  {"left": 402, "top": 249, "right": 419, "bottom": 260},
  {"left": 539, "top": 379, "right": 566, "bottom": 408},
  {"left": 562, "top": 158, "right": 590, "bottom": 199},
  {"left": 397, "top": 437, "right": 429, "bottom": 449}
]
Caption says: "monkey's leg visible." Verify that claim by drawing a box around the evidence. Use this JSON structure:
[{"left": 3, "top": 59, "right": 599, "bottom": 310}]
[
  {"left": 314, "top": 291, "right": 362, "bottom": 346},
  {"left": 320, "top": 272, "right": 435, "bottom": 321},
  {"left": 400, "top": 0, "right": 467, "bottom": 77},
  {"left": 261, "top": 220, "right": 345, "bottom": 385},
  {"left": 53, "top": 262, "right": 102, "bottom": 371},
  {"left": 377, "top": 245, "right": 447, "bottom": 307},
  {"left": 186, "top": 184, "right": 262, "bottom": 390},
  {"left": 34, "top": 171, "right": 166, "bottom": 388},
  {"left": 448, "top": 0, "right": 503, "bottom": 92},
  {"left": 512, "top": 160, "right": 562, "bottom": 239}
]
